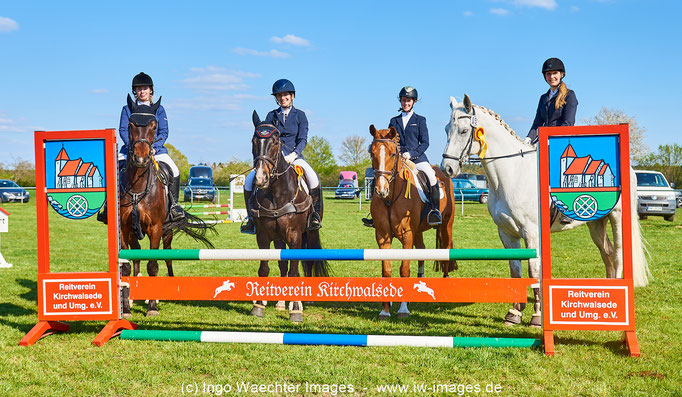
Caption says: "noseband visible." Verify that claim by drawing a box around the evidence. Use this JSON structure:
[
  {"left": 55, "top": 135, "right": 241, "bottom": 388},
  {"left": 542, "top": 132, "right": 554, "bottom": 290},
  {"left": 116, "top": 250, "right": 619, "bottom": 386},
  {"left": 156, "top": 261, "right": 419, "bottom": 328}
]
[
  {"left": 253, "top": 124, "right": 287, "bottom": 180},
  {"left": 128, "top": 112, "right": 158, "bottom": 166}
]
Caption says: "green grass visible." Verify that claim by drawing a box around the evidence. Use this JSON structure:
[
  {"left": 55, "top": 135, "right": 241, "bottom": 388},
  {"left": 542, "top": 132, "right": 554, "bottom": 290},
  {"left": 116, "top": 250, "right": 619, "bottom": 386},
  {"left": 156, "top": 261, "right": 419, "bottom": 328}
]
[{"left": 0, "top": 192, "right": 680, "bottom": 396}]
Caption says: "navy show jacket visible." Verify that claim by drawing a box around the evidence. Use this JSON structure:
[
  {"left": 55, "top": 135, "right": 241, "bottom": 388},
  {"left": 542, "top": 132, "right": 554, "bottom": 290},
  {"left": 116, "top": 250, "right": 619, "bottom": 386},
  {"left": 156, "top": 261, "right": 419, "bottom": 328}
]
[
  {"left": 527, "top": 89, "right": 578, "bottom": 143},
  {"left": 118, "top": 103, "right": 169, "bottom": 156},
  {"left": 388, "top": 113, "right": 430, "bottom": 164},
  {"left": 265, "top": 106, "right": 309, "bottom": 157}
]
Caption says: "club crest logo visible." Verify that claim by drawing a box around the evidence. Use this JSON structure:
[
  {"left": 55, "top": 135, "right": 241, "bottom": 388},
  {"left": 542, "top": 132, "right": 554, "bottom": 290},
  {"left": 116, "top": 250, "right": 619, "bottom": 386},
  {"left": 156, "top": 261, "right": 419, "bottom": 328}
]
[
  {"left": 549, "top": 136, "right": 620, "bottom": 221},
  {"left": 44, "top": 140, "right": 107, "bottom": 219}
]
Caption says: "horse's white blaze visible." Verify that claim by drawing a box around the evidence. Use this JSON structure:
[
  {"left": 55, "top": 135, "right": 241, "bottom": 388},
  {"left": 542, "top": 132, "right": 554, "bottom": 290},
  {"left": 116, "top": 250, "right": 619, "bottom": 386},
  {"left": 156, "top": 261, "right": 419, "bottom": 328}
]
[{"left": 377, "top": 145, "right": 388, "bottom": 193}]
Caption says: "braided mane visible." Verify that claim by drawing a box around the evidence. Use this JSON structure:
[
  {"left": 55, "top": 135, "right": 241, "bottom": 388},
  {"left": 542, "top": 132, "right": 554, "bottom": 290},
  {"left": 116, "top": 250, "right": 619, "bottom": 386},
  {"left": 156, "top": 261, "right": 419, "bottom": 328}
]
[{"left": 474, "top": 105, "right": 524, "bottom": 143}]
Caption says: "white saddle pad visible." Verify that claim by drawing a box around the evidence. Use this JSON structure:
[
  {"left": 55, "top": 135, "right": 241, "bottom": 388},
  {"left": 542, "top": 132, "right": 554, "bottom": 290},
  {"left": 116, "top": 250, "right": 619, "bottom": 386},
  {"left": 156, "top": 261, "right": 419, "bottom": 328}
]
[{"left": 403, "top": 166, "right": 444, "bottom": 203}]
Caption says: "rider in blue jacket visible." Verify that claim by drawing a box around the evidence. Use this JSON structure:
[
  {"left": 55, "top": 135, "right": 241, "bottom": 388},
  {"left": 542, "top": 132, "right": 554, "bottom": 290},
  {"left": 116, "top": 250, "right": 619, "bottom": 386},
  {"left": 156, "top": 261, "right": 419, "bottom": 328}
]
[
  {"left": 97, "top": 72, "right": 184, "bottom": 223},
  {"left": 240, "top": 79, "right": 322, "bottom": 234},
  {"left": 526, "top": 58, "right": 578, "bottom": 144}
]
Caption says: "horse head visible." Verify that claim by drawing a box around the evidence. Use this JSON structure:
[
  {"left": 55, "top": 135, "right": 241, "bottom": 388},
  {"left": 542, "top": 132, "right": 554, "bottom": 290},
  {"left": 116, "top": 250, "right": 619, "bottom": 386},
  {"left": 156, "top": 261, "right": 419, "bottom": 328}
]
[
  {"left": 369, "top": 124, "right": 400, "bottom": 199},
  {"left": 127, "top": 94, "right": 161, "bottom": 168},
  {"left": 251, "top": 110, "right": 282, "bottom": 189},
  {"left": 441, "top": 94, "right": 478, "bottom": 178}
]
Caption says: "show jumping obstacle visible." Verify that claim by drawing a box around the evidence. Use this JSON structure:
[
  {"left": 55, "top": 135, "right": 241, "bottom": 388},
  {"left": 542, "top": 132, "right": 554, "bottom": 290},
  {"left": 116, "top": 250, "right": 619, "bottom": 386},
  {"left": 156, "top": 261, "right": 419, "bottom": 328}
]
[
  {"left": 21, "top": 126, "right": 641, "bottom": 357},
  {"left": 120, "top": 330, "right": 541, "bottom": 348}
]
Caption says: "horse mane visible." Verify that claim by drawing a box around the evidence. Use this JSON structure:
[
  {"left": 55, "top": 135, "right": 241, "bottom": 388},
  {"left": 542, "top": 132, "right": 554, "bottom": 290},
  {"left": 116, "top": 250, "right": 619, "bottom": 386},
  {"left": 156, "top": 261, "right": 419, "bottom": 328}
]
[{"left": 473, "top": 105, "right": 526, "bottom": 144}]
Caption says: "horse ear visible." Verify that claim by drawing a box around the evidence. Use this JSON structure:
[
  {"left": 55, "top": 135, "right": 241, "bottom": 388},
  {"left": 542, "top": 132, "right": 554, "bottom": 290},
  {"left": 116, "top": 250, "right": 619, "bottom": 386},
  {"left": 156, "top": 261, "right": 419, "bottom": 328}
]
[
  {"left": 388, "top": 126, "right": 398, "bottom": 140},
  {"left": 463, "top": 94, "right": 472, "bottom": 113},
  {"left": 127, "top": 94, "right": 136, "bottom": 112},
  {"left": 252, "top": 110, "right": 261, "bottom": 127},
  {"left": 369, "top": 124, "right": 377, "bottom": 138},
  {"left": 151, "top": 96, "right": 162, "bottom": 113},
  {"left": 450, "top": 96, "right": 458, "bottom": 110}
]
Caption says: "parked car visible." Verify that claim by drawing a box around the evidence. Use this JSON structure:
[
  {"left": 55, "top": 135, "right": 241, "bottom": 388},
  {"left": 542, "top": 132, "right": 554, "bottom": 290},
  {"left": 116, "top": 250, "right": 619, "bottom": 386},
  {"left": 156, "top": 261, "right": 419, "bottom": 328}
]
[
  {"left": 183, "top": 178, "right": 217, "bottom": 203},
  {"left": 675, "top": 189, "right": 682, "bottom": 208},
  {"left": 335, "top": 179, "right": 360, "bottom": 199},
  {"left": 451, "top": 178, "right": 488, "bottom": 204},
  {"left": 635, "top": 170, "right": 676, "bottom": 221},
  {"left": 455, "top": 173, "right": 488, "bottom": 189},
  {"left": 0, "top": 179, "right": 30, "bottom": 203},
  {"left": 188, "top": 164, "right": 213, "bottom": 180}
]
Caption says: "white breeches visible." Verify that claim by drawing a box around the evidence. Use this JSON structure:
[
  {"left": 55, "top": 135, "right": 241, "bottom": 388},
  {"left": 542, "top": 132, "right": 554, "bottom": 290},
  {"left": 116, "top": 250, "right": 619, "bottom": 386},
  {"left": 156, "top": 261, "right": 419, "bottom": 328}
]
[
  {"left": 414, "top": 161, "right": 438, "bottom": 186},
  {"left": 245, "top": 156, "right": 319, "bottom": 191},
  {"left": 118, "top": 152, "right": 179, "bottom": 177}
]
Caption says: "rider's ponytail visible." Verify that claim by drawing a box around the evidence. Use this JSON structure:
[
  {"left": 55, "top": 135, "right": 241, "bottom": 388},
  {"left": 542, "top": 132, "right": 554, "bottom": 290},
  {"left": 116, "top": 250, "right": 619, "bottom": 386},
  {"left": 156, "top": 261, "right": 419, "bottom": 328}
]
[{"left": 555, "top": 81, "right": 568, "bottom": 109}]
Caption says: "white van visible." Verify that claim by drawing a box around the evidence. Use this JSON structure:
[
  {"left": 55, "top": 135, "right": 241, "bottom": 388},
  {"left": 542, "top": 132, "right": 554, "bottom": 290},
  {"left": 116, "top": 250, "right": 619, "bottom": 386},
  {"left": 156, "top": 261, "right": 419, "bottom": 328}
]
[{"left": 635, "top": 170, "right": 676, "bottom": 221}]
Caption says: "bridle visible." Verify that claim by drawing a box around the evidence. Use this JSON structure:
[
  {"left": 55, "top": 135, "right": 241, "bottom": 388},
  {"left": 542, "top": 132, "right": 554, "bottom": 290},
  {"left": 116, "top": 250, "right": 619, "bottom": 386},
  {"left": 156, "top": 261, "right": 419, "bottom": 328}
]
[
  {"left": 253, "top": 125, "right": 291, "bottom": 180},
  {"left": 442, "top": 106, "right": 537, "bottom": 168},
  {"left": 128, "top": 112, "right": 158, "bottom": 168},
  {"left": 372, "top": 138, "right": 401, "bottom": 187}
]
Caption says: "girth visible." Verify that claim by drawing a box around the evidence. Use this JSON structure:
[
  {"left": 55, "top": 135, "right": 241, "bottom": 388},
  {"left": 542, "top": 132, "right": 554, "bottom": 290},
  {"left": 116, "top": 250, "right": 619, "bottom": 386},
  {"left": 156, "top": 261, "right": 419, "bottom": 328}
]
[{"left": 252, "top": 194, "right": 312, "bottom": 218}]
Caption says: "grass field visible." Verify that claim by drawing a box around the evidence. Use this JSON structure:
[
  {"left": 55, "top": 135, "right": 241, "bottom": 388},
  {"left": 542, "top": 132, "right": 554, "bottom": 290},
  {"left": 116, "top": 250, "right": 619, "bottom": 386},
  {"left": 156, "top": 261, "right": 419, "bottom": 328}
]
[{"left": 0, "top": 191, "right": 680, "bottom": 396}]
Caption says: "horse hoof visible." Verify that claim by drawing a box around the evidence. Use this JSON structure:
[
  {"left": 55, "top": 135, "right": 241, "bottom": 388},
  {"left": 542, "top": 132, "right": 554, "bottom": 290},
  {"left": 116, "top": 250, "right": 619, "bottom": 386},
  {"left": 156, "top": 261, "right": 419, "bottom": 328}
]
[
  {"left": 275, "top": 301, "right": 286, "bottom": 311},
  {"left": 250, "top": 306, "right": 264, "bottom": 318},
  {"left": 146, "top": 310, "right": 159, "bottom": 317},
  {"left": 378, "top": 314, "right": 390, "bottom": 321},
  {"left": 122, "top": 312, "right": 132, "bottom": 319},
  {"left": 289, "top": 313, "right": 303, "bottom": 323},
  {"left": 397, "top": 312, "right": 410, "bottom": 318},
  {"left": 504, "top": 313, "right": 522, "bottom": 326},
  {"left": 529, "top": 315, "right": 542, "bottom": 328},
  {"left": 128, "top": 299, "right": 134, "bottom": 307}
]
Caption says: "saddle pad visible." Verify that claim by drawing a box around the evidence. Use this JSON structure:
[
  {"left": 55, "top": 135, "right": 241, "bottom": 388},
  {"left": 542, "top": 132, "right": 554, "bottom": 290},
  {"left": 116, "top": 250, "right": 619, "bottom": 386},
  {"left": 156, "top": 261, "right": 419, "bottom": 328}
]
[{"left": 404, "top": 167, "right": 444, "bottom": 203}]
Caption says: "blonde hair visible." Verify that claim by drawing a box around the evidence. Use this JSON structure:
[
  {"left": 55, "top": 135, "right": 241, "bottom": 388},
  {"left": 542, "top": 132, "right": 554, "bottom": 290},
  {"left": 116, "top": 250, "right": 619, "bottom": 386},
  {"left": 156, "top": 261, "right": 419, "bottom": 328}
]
[{"left": 555, "top": 80, "right": 568, "bottom": 109}]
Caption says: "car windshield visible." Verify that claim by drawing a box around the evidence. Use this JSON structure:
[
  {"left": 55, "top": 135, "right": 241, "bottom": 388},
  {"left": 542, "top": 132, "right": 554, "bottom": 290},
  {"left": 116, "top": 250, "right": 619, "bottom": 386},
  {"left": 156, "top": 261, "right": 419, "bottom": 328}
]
[
  {"left": 636, "top": 173, "right": 669, "bottom": 187},
  {"left": 452, "top": 179, "right": 475, "bottom": 189},
  {"left": 189, "top": 179, "right": 212, "bottom": 187},
  {"left": 0, "top": 180, "right": 19, "bottom": 188},
  {"left": 338, "top": 180, "right": 354, "bottom": 188}
]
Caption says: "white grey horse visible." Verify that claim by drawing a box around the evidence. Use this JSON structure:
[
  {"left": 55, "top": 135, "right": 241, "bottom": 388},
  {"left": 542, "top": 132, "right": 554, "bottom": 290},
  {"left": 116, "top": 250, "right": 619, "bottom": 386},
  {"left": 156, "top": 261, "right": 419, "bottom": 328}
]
[{"left": 440, "top": 94, "right": 649, "bottom": 327}]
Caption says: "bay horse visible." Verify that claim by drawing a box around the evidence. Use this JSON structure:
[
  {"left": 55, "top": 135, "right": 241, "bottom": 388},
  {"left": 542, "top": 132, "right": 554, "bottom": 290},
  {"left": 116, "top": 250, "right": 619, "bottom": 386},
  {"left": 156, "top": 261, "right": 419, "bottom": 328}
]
[
  {"left": 369, "top": 125, "right": 456, "bottom": 320},
  {"left": 248, "top": 110, "right": 330, "bottom": 323},
  {"left": 441, "top": 94, "right": 649, "bottom": 327},
  {"left": 119, "top": 95, "right": 214, "bottom": 317}
]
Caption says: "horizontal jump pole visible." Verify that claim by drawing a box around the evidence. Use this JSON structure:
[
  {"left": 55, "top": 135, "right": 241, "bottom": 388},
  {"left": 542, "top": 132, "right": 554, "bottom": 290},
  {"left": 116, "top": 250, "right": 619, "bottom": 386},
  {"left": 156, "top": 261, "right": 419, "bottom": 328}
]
[
  {"left": 118, "top": 248, "right": 537, "bottom": 262},
  {"left": 199, "top": 219, "right": 233, "bottom": 224},
  {"left": 180, "top": 204, "right": 230, "bottom": 208},
  {"left": 120, "top": 330, "right": 541, "bottom": 348}
]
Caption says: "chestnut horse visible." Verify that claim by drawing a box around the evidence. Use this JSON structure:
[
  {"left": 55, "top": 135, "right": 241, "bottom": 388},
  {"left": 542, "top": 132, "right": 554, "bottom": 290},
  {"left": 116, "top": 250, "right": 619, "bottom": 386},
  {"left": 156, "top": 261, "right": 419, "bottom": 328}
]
[
  {"left": 369, "top": 125, "right": 457, "bottom": 319},
  {"left": 248, "top": 111, "right": 330, "bottom": 323},
  {"left": 119, "top": 95, "right": 213, "bottom": 317}
]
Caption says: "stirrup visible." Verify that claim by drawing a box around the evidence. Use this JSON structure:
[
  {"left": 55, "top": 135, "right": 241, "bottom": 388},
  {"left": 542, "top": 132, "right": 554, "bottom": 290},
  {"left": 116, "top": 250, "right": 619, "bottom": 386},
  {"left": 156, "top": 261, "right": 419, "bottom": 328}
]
[
  {"left": 240, "top": 217, "right": 256, "bottom": 235},
  {"left": 427, "top": 210, "right": 442, "bottom": 226},
  {"left": 361, "top": 217, "right": 374, "bottom": 228},
  {"left": 170, "top": 205, "right": 185, "bottom": 221}
]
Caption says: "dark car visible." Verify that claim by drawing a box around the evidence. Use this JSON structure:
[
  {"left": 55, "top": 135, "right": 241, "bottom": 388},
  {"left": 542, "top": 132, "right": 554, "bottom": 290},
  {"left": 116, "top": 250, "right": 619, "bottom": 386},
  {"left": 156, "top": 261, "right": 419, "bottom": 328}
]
[
  {"left": 183, "top": 178, "right": 217, "bottom": 203},
  {"left": 0, "top": 179, "right": 30, "bottom": 203},
  {"left": 451, "top": 178, "right": 488, "bottom": 204},
  {"left": 335, "top": 179, "right": 360, "bottom": 199},
  {"left": 189, "top": 164, "right": 213, "bottom": 180}
]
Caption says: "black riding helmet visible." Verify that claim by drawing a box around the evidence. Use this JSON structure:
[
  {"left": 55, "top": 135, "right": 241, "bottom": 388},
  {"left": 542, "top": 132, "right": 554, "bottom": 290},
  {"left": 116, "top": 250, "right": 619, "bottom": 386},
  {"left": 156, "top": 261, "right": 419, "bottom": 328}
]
[
  {"left": 398, "top": 86, "right": 418, "bottom": 100},
  {"left": 272, "top": 79, "right": 295, "bottom": 96},
  {"left": 542, "top": 58, "right": 565, "bottom": 75},
  {"left": 132, "top": 72, "right": 154, "bottom": 94}
]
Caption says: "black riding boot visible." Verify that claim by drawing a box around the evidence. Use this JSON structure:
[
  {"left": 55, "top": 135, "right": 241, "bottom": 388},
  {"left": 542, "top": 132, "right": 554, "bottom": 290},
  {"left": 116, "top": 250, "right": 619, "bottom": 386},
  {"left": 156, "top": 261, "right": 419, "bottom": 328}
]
[
  {"left": 240, "top": 190, "right": 256, "bottom": 234},
  {"left": 307, "top": 187, "right": 322, "bottom": 231},
  {"left": 361, "top": 178, "right": 375, "bottom": 227},
  {"left": 168, "top": 176, "right": 185, "bottom": 221},
  {"left": 427, "top": 183, "right": 443, "bottom": 226}
]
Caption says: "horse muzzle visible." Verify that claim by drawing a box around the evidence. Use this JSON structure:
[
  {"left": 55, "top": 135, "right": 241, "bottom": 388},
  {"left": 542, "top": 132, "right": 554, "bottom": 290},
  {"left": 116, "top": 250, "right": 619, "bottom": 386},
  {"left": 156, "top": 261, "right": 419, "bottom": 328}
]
[
  {"left": 440, "top": 159, "right": 460, "bottom": 178},
  {"left": 131, "top": 154, "right": 150, "bottom": 168}
]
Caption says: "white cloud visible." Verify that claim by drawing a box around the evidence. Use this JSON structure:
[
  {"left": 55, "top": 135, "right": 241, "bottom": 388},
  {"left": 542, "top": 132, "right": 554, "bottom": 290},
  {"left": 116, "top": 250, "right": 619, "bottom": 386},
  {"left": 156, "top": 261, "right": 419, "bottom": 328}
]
[
  {"left": 181, "top": 66, "right": 260, "bottom": 92},
  {"left": 571, "top": 5, "right": 580, "bottom": 12},
  {"left": 90, "top": 89, "right": 109, "bottom": 94},
  {"left": 513, "top": 0, "right": 558, "bottom": 10},
  {"left": 233, "top": 47, "right": 290, "bottom": 58},
  {"left": 490, "top": 8, "right": 510, "bottom": 15},
  {"left": 0, "top": 17, "right": 18, "bottom": 33},
  {"left": 270, "top": 34, "right": 311, "bottom": 47},
  {"left": 463, "top": 10, "right": 474, "bottom": 16}
]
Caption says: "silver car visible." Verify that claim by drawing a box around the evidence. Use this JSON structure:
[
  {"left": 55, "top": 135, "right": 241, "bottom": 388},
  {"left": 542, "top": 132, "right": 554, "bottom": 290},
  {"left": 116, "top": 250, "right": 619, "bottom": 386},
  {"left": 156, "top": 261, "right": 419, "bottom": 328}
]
[{"left": 635, "top": 170, "right": 676, "bottom": 222}]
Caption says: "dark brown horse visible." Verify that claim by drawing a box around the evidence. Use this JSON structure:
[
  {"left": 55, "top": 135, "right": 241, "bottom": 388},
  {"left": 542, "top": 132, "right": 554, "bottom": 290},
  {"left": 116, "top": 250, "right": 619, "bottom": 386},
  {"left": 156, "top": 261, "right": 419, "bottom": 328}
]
[
  {"left": 248, "top": 111, "right": 330, "bottom": 323},
  {"left": 119, "top": 95, "right": 213, "bottom": 317},
  {"left": 369, "top": 125, "right": 457, "bottom": 319}
]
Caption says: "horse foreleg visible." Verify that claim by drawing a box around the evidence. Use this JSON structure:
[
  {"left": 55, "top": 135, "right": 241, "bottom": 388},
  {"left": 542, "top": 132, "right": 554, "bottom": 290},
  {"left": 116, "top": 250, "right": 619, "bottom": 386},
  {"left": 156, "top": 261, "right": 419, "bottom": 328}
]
[
  {"left": 522, "top": 231, "right": 541, "bottom": 328},
  {"left": 285, "top": 229, "right": 303, "bottom": 323},
  {"left": 396, "top": 232, "right": 414, "bottom": 318},
  {"left": 163, "top": 230, "right": 174, "bottom": 277},
  {"left": 145, "top": 225, "right": 163, "bottom": 316},
  {"left": 273, "top": 240, "right": 287, "bottom": 311},
  {"left": 587, "top": 218, "right": 617, "bottom": 278},
  {"left": 251, "top": 233, "right": 271, "bottom": 318},
  {"left": 120, "top": 253, "right": 132, "bottom": 318},
  {"left": 414, "top": 233, "right": 425, "bottom": 278},
  {"left": 498, "top": 229, "right": 525, "bottom": 326},
  {"left": 376, "top": 230, "right": 393, "bottom": 319}
]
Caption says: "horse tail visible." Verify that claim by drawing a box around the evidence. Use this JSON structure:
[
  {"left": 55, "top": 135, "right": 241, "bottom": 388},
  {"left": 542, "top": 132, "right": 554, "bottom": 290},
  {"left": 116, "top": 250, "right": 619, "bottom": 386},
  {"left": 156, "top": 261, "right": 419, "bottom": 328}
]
[
  {"left": 163, "top": 212, "right": 216, "bottom": 249},
  {"left": 302, "top": 230, "right": 331, "bottom": 277},
  {"left": 433, "top": 229, "right": 457, "bottom": 273},
  {"left": 628, "top": 168, "right": 651, "bottom": 287}
]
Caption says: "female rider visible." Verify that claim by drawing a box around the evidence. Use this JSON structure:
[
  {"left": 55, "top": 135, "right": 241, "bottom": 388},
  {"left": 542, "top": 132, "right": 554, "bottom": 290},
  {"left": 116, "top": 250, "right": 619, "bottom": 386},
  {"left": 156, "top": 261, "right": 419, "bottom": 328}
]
[
  {"left": 97, "top": 72, "right": 184, "bottom": 223},
  {"left": 526, "top": 58, "right": 578, "bottom": 144},
  {"left": 240, "top": 79, "right": 322, "bottom": 234}
]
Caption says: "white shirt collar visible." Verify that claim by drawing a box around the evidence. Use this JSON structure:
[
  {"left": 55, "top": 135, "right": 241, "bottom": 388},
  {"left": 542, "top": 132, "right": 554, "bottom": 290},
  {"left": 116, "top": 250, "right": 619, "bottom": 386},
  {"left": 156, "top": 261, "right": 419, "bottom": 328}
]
[
  {"left": 280, "top": 106, "right": 292, "bottom": 115},
  {"left": 548, "top": 88, "right": 558, "bottom": 99},
  {"left": 137, "top": 100, "right": 151, "bottom": 106},
  {"left": 401, "top": 110, "right": 414, "bottom": 119}
]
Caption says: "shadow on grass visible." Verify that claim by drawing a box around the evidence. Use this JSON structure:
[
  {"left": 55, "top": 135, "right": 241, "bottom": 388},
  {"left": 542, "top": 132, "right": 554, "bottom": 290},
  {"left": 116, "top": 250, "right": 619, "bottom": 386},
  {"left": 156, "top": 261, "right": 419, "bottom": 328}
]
[
  {"left": 16, "top": 278, "right": 37, "bottom": 302},
  {"left": 555, "top": 334, "right": 633, "bottom": 356},
  {"left": 0, "top": 302, "right": 34, "bottom": 316}
]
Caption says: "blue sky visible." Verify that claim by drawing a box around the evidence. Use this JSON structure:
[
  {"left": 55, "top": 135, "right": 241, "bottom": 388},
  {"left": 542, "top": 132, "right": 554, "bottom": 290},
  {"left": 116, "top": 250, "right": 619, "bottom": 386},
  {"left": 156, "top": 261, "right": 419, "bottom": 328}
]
[{"left": 1, "top": 0, "right": 680, "bottom": 167}]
